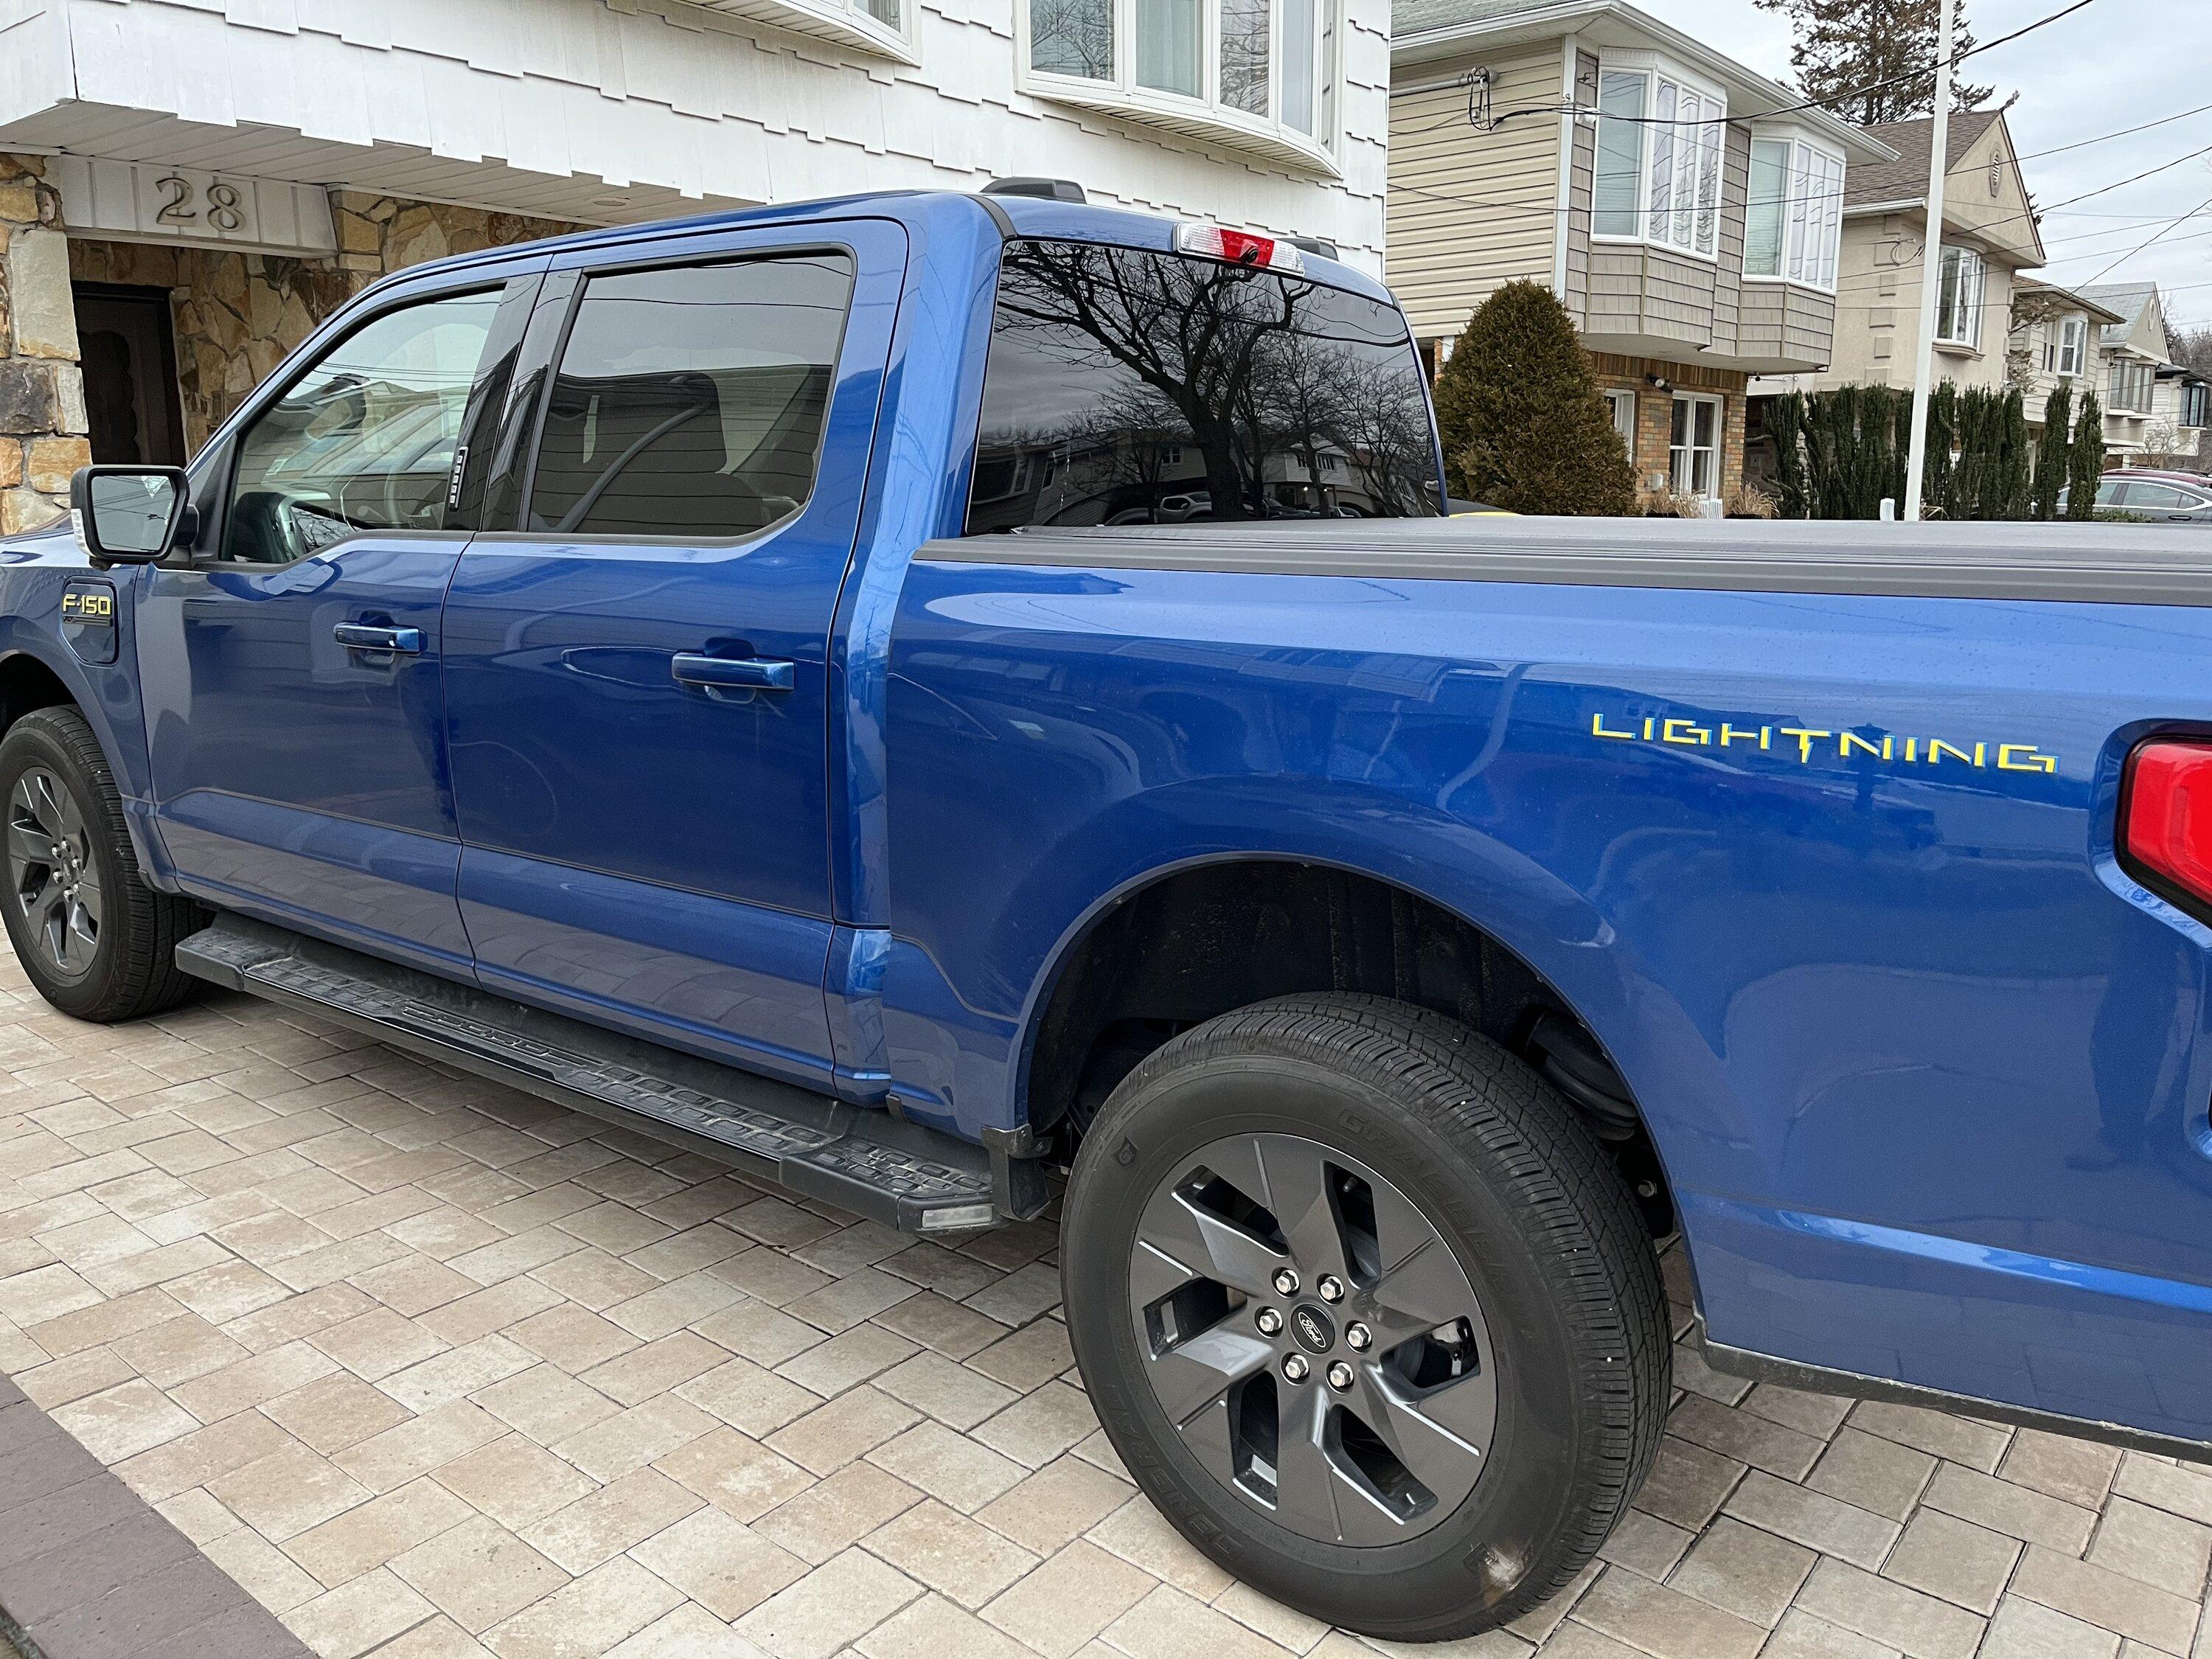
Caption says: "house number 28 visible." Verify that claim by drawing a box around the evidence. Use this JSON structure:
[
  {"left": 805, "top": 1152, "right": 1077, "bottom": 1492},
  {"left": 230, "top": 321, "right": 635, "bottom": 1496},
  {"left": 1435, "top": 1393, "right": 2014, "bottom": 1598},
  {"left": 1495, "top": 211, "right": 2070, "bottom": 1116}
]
[{"left": 156, "top": 175, "right": 246, "bottom": 233}]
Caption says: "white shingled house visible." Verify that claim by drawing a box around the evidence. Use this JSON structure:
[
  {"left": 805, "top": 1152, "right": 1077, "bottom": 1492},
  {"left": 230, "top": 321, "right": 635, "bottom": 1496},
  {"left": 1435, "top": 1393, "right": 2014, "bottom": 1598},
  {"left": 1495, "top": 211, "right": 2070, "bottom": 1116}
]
[{"left": 0, "top": 0, "right": 1386, "bottom": 526}]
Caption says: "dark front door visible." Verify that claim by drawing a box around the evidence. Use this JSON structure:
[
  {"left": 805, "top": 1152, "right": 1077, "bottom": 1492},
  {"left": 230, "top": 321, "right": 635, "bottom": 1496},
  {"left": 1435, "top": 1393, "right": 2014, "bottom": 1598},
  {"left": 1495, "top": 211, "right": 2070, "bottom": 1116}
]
[
  {"left": 75, "top": 285, "right": 186, "bottom": 466},
  {"left": 138, "top": 263, "right": 541, "bottom": 973},
  {"left": 442, "top": 222, "right": 903, "bottom": 1087}
]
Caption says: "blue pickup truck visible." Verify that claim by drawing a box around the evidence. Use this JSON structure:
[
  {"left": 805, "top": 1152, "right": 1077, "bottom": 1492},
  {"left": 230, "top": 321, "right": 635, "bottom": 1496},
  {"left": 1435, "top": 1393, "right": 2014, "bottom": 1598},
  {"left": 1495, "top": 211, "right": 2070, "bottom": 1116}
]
[{"left": 16, "top": 187, "right": 2212, "bottom": 1641}]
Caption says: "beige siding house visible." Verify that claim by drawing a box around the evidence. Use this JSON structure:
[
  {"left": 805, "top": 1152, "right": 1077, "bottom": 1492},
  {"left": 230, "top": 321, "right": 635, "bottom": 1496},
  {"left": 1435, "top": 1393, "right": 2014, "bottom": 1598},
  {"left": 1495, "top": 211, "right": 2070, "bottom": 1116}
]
[
  {"left": 1388, "top": 0, "right": 1888, "bottom": 503},
  {"left": 2079, "top": 282, "right": 2199, "bottom": 462},
  {"left": 2008, "top": 278, "right": 2121, "bottom": 437},
  {"left": 1779, "top": 111, "right": 2045, "bottom": 400}
]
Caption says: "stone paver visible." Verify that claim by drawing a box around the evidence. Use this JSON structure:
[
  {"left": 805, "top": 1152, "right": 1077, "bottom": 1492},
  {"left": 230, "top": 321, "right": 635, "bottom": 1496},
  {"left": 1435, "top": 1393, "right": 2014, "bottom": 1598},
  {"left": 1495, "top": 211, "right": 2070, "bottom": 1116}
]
[{"left": 2, "top": 966, "right": 2211, "bottom": 1659}]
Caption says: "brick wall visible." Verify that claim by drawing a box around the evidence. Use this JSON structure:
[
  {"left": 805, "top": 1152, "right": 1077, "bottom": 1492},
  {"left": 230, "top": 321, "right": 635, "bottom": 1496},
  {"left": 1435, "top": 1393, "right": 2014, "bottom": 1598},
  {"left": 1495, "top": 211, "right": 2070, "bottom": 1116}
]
[{"left": 1589, "top": 350, "right": 1750, "bottom": 504}]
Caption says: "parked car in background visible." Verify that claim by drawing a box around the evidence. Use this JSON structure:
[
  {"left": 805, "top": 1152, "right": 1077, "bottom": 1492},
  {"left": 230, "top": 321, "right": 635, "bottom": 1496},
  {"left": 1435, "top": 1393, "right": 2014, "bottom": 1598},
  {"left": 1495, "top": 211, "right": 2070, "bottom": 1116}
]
[{"left": 2058, "top": 468, "right": 2212, "bottom": 523}]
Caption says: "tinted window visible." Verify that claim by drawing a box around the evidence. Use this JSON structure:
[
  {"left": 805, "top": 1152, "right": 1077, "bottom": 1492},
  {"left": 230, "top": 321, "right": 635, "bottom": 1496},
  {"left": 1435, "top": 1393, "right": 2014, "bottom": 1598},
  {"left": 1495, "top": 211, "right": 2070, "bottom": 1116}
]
[
  {"left": 224, "top": 290, "right": 499, "bottom": 564},
  {"left": 526, "top": 254, "right": 852, "bottom": 539},
  {"left": 967, "top": 240, "right": 1440, "bottom": 532},
  {"left": 2121, "top": 482, "right": 2196, "bottom": 510}
]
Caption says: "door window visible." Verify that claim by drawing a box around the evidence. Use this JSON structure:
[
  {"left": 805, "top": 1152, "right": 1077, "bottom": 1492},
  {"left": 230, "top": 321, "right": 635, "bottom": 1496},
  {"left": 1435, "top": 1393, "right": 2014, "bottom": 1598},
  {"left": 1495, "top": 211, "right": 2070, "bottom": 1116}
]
[
  {"left": 524, "top": 254, "right": 855, "bottom": 540},
  {"left": 2119, "top": 482, "right": 2195, "bottom": 510},
  {"left": 223, "top": 290, "right": 502, "bottom": 565}
]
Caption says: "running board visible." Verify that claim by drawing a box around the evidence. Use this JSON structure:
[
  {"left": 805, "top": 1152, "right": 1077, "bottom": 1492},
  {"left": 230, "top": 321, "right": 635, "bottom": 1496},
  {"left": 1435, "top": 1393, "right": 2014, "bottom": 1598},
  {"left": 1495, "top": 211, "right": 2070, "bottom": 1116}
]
[{"left": 176, "top": 917, "right": 1002, "bottom": 1235}]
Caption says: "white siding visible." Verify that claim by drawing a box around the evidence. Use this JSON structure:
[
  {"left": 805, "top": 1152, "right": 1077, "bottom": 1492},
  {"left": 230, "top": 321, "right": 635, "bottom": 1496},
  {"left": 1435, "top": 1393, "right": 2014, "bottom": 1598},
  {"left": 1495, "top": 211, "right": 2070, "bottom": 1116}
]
[{"left": 3, "top": 0, "right": 1387, "bottom": 267}]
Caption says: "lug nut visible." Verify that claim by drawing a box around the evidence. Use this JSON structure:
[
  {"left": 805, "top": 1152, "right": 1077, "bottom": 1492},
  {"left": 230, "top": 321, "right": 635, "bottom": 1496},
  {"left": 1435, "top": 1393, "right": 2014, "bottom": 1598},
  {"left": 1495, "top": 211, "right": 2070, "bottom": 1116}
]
[
  {"left": 1255, "top": 1307, "right": 1283, "bottom": 1337},
  {"left": 1271, "top": 1267, "right": 1300, "bottom": 1296},
  {"left": 1281, "top": 1354, "right": 1309, "bottom": 1383},
  {"left": 1316, "top": 1274, "right": 1344, "bottom": 1304},
  {"left": 1346, "top": 1321, "right": 1372, "bottom": 1352},
  {"left": 1326, "top": 1360, "right": 1354, "bottom": 1391}
]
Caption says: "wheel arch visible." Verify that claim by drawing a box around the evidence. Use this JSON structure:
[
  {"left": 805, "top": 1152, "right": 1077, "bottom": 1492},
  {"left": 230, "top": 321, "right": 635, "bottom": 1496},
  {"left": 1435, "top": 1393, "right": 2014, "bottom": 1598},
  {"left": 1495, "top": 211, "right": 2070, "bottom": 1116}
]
[{"left": 1015, "top": 850, "right": 1682, "bottom": 1236}]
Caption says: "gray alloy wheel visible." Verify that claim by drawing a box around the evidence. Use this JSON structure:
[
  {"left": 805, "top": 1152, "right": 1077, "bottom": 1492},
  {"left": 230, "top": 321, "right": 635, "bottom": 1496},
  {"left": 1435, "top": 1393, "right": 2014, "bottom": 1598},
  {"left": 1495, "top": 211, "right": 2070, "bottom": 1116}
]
[
  {"left": 1130, "top": 1131, "right": 1497, "bottom": 1545},
  {"left": 8, "top": 763, "right": 102, "bottom": 980}
]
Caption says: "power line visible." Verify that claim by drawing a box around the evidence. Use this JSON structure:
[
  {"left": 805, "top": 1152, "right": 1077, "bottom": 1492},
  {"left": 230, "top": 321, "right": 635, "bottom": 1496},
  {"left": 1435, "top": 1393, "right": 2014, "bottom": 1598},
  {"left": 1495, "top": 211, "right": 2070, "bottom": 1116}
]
[
  {"left": 2076, "top": 191, "right": 2212, "bottom": 288},
  {"left": 1394, "top": 0, "right": 2102, "bottom": 136}
]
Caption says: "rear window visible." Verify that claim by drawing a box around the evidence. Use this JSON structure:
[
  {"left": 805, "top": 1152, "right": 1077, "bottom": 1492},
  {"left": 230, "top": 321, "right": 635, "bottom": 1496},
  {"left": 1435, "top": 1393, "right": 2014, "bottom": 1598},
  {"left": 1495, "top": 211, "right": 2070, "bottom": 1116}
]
[{"left": 965, "top": 240, "right": 1441, "bottom": 533}]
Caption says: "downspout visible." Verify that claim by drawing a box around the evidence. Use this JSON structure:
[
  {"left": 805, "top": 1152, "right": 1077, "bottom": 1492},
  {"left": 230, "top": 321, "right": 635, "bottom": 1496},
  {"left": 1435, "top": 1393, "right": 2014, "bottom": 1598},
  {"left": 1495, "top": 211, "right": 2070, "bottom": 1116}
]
[{"left": 1551, "top": 32, "right": 1578, "bottom": 300}]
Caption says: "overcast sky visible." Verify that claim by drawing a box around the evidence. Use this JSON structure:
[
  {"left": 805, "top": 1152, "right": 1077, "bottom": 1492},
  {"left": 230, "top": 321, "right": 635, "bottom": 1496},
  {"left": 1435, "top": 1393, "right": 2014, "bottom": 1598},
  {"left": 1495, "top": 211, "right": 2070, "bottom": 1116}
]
[{"left": 1633, "top": 0, "right": 2212, "bottom": 326}]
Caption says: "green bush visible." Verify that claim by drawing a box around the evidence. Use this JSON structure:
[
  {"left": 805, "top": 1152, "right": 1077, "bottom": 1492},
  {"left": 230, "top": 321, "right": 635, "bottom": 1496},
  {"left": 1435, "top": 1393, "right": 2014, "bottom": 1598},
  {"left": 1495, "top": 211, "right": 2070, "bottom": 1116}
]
[
  {"left": 2033, "top": 381, "right": 2071, "bottom": 521},
  {"left": 2068, "top": 390, "right": 2107, "bottom": 520},
  {"left": 1433, "top": 280, "right": 1635, "bottom": 515}
]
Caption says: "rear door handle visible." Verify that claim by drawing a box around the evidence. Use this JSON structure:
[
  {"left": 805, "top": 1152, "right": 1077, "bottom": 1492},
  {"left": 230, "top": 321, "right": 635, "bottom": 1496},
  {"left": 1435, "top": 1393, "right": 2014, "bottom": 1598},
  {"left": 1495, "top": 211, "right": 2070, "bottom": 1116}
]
[
  {"left": 334, "top": 622, "right": 423, "bottom": 654},
  {"left": 671, "top": 653, "right": 795, "bottom": 692}
]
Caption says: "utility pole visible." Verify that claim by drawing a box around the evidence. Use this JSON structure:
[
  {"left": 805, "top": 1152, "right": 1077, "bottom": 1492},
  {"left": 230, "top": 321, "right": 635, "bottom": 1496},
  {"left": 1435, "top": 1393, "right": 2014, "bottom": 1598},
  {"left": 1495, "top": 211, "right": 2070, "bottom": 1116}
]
[{"left": 1902, "top": 0, "right": 1958, "bottom": 522}]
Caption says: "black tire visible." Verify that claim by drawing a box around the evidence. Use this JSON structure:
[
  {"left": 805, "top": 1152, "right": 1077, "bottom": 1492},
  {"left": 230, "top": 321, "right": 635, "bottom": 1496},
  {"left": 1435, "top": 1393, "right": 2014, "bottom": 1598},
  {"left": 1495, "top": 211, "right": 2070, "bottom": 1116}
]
[
  {"left": 1061, "top": 993, "right": 1668, "bottom": 1642},
  {"left": 0, "top": 707, "right": 201, "bottom": 1022}
]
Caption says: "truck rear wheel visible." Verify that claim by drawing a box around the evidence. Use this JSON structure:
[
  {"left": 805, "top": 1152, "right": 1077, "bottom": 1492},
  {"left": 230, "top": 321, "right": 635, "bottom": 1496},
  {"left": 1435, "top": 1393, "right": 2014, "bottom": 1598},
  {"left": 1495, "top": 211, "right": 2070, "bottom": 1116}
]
[
  {"left": 0, "top": 708, "right": 199, "bottom": 1023},
  {"left": 1060, "top": 993, "right": 1667, "bottom": 1641}
]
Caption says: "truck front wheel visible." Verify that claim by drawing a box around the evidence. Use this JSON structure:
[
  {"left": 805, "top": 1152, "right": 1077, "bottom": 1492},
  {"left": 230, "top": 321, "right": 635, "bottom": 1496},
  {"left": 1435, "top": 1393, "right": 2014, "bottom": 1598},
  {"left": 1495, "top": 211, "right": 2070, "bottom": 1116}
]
[
  {"left": 1061, "top": 993, "right": 1668, "bottom": 1641},
  {"left": 0, "top": 708, "right": 200, "bottom": 1023}
]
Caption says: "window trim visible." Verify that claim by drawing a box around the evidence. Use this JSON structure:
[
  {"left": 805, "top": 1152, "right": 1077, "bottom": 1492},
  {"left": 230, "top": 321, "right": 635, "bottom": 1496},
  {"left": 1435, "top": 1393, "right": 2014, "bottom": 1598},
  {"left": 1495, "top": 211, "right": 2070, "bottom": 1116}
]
[
  {"left": 508, "top": 243, "right": 860, "bottom": 550},
  {"left": 1590, "top": 50, "right": 1729, "bottom": 263},
  {"left": 1933, "top": 245, "right": 1985, "bottom": 351},
  {"left": 1669, "top": 390, "right": 1722, "bottom": 498},
  {"left": 2053, "top": 313, "right": 2086, "bottom": 378},
  {"left": 2182, "top": 380, "right": 2210, "bottom": 429},
  {"left": 1742, "top": 129, "right": 1843, "bottom": 293},
  {"left": 703, "top": 0, "right": 918, "bottom": 63},
  {"left": 1016, "top": 0, "right": 1340, "bottom": 174},
  {"left": 1604, "top": 387, "right": 1638, "bottom": 458},
  {"left": 2106, "top": 353, "right": 2156, "bottom": 417},
  {"left": 199, "top": 278, "right": 521, "bottom": 570}
]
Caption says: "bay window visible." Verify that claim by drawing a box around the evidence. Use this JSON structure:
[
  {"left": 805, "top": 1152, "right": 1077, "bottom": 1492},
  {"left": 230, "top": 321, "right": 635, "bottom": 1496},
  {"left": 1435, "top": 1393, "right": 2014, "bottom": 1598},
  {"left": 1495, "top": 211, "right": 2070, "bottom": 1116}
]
[
  {"left": 2107, "top": 356, "right": 2154, "bottom": 413},
  {"left": 1745, "top": 135, "right": 1841, "bottom": 289},
  {"left": 2040, "top": 313, "right": 2085, "bottom": 378},
  {"left": 1593, "top": 61, "right": 1725, "bottom": 258},
  {"left": 1934, "top": 246, "right": 1984, "bottom": 349},
  {"left": 1026, "top": 0, "right": 1334, "bottom": 163}
]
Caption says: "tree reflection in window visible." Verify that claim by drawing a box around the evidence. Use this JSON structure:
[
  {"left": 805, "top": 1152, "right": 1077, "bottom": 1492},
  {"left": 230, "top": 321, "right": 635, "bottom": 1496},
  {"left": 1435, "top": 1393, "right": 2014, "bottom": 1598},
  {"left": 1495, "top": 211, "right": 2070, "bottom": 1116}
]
[{"left": 965, "top": 240, "right": 1441, "bottom": 533}]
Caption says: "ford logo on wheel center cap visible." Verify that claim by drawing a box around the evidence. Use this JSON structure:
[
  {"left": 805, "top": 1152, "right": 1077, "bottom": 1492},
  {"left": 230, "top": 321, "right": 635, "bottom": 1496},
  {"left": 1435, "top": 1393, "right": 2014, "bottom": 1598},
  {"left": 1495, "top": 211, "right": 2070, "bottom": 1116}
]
[{"left": 1290, "top": 1303, "right": 1335, "bottom": 1354}]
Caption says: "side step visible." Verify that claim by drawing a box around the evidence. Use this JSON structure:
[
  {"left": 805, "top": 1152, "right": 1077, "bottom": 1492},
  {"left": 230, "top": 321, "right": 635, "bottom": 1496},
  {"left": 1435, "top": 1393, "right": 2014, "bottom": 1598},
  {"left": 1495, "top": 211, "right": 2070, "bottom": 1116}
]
[{"left": 177, "top": 917, "right": 1003, "bottom": 1235}]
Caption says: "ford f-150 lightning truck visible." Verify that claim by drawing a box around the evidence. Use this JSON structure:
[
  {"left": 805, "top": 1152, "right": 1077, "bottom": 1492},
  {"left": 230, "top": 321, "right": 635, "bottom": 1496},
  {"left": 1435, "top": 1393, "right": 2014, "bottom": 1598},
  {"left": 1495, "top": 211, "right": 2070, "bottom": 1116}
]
[{"left": 15, "top": 189, "right": 2212, "bottom": 1641}]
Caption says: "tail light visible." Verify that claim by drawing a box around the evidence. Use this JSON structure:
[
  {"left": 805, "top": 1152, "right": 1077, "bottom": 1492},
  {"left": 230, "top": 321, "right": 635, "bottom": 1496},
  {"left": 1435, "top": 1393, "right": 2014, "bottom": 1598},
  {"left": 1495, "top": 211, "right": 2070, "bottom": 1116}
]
[
  {"left": 2120, "top": 738, "right": 2212, "bottom": 917},
  {"left": 1173, "top": 223, "right": 1305, "bottom": 275}
]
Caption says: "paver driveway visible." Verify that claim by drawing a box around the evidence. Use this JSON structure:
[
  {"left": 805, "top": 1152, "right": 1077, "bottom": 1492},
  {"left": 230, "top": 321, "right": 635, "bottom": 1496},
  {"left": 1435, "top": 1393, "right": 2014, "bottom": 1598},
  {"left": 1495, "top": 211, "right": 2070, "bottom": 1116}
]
[{"left": 1, "top": 956, "right": 2210, "bottom": 1659}]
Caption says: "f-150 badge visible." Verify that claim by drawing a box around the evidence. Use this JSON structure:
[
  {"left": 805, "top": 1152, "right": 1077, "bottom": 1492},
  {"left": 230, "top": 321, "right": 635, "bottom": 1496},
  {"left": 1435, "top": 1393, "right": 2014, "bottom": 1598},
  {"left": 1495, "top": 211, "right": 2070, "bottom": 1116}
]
[{"left": 1592, "top": 712, "right": 2056, "bottom": 773}]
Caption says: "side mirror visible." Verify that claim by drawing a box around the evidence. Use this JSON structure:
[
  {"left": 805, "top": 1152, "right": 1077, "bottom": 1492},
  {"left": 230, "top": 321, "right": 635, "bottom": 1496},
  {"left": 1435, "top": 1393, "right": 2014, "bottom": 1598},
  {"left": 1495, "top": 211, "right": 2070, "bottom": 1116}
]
[{"left": 69, "top": 465, "right": 191, "bottom": 565}]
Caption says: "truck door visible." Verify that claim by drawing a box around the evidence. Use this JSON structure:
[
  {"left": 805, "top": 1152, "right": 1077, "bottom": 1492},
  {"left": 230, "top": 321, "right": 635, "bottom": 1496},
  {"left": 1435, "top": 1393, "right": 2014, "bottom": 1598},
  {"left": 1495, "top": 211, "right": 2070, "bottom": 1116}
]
[
  {"left": 440, "top": 220, "right": 903, "bottom": 1089},
  {"left": 135, "top": 261, "right": 543, "bottom": 973}
]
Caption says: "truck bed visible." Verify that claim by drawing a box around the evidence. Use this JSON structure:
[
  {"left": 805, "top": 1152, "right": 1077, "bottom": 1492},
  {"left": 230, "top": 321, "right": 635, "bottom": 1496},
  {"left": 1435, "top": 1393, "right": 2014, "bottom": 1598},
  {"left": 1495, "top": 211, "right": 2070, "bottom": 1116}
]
[{"left": 939, "top": 515, "right": 2212, "bottom": 606}]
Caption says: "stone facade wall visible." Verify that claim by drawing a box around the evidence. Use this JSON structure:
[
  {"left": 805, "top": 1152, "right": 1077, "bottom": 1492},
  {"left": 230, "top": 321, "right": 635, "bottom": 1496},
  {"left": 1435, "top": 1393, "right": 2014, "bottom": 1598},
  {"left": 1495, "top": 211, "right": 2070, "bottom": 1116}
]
[
  {"left": 0, "top": 155, "right": 89, "bottom": 534},
  {"left": 70, "top": 195, "right": 582, "bottom": 456}
]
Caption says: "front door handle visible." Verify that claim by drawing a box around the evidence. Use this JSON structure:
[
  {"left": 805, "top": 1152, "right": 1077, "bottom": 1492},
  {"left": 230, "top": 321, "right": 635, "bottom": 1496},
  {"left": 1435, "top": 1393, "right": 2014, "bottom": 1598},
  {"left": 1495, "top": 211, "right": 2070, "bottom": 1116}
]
[
  {"left": 335, "top": 622, "right": 423, "bottom": 654},
  {"left": 671, "top": 653, "right": 795, "bottom": 692}
]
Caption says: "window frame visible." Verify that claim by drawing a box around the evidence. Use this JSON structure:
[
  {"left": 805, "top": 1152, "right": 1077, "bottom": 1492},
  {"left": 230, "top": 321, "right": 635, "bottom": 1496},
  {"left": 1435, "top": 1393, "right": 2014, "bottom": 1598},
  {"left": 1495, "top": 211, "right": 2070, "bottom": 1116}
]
[
  {"left": 2183, "top": 381, "right": 2210, "bottom": 428},
  {"left": 1590, "top": 52, "right": 1729, "bottom": 262},
  {"left": 201, "top": 277, "right": 525, "bottom": 570},
  {"left": 509, "top": 243, "right": 860, "bottom": 549},
  {"left": 2107, "top": 355, "right": 2155, "bottom": 415},
  {"left": 1604, "top": 388, "right": 1638, "bottom": 459},
  {"left": 1933, "top": 245, "right": 1986, "bottom": 350},
  {"left": 2053, "top": 313, "right": 2087, "bottom": 378},
  {"left": 732, "top": 0, "right": 918, "bottom": 63},
  {"left": 1669, "top": 391, "right": 1722, "bottom": 498},
  {"left": 1017, "top": 0, "right": 1340, "bottom": 173},
  {"left": 1742, "top": 130, "right": 1843, "bottom": 292}
]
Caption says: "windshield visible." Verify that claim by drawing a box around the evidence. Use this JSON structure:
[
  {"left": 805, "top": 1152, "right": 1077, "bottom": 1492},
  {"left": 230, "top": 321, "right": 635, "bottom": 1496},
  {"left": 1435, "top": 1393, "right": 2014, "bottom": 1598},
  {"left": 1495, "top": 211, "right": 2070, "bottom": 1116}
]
[{"left": 965, "top": 239, "right": 1441, "bottom": 532}]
